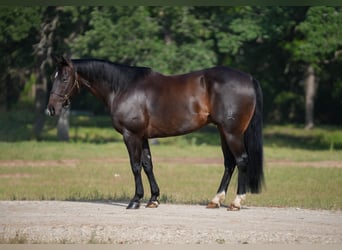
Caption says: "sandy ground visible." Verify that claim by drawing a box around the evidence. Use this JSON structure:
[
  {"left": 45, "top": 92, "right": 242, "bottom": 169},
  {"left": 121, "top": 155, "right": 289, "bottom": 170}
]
[{"left": 0, "top": 201, "right": 341, "bottom": 244}]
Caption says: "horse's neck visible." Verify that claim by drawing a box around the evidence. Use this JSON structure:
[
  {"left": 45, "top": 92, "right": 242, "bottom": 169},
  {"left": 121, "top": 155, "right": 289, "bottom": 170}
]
[
  {"left": 74, "top": 61, "right": 149, "bottom": 112},
  {"left": 75, "top": 68, "right": 114, "bottom": 108}
]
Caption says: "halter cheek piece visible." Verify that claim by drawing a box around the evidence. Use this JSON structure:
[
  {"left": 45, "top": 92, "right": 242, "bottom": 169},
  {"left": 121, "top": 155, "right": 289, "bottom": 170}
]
[{"left": 50, "top": 73, "right": 80, "bottom": 107}]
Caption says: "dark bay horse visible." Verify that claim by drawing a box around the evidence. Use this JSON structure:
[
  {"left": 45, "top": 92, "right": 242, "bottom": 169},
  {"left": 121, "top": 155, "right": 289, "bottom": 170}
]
[{"left": 47, "top": 56, "right": 263, "bottom": 210}]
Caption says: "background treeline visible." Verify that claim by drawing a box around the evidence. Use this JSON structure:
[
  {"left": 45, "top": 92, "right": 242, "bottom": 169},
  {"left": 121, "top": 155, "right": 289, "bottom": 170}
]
[{"left": 1, "top": 6, "right": 341, "bottom": 137}]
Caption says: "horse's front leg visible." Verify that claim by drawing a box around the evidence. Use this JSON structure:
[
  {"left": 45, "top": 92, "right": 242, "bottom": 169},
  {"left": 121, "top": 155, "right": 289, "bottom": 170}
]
[
  {"left": 123, "top": 131, "right": 144, "bottom": 209},
  {"left": 141, "top": 139, "right": 160, "bottom": 208}
]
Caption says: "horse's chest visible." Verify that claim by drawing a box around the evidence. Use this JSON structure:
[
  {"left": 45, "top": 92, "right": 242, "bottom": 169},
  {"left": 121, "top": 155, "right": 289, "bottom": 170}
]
[{"left": 111, "top": 98, "right": 147, "bottom": 135}]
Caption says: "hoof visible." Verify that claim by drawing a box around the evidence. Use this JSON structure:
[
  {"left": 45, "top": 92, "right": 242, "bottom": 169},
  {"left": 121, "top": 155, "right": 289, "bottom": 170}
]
[
  {"left": 126, "top": 201, "right": 140, "bottom": 209},
  {"left": 207, "top": 201, "right": 220, "bottom": 209},
  {"left": 227, "top": 204, "right": 241, "bottom": 211},
  {"left": 146, "top": 200, "right": 159, "bottom": 208}
]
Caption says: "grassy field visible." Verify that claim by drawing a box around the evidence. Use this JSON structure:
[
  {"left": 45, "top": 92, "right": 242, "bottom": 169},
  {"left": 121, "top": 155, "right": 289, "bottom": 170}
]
[{"left": 0, "top": 112, "right": 341, "bottom": 210}]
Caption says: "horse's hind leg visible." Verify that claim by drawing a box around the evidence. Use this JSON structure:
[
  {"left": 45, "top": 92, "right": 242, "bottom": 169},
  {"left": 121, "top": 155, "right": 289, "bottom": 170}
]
[
  {"left": 141, "top": 139, "right": 160, "bottom": 208},
  {"left": 207, "top": 130, "right": 236, "bottom": 208},
  {"left": 221, "top": 131, "right": 248, "bottom": 211}
]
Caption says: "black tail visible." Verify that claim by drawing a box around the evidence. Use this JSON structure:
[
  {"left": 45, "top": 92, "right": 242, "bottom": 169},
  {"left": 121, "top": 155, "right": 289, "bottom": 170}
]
[{"left": 244, "top": 78, "right": 264, "bottom": 193}]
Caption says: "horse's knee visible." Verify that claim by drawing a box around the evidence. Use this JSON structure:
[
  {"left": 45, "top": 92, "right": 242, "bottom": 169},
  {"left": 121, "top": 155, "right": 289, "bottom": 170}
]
[
  {"left": 131, "top": 163, "right": 142, "bottom": 175},
  {"left": 142, "top": 151, "right": 152, "bottom": 168},
  {"left": 236, "top": 153, "right": 248, "bottom": 172}
]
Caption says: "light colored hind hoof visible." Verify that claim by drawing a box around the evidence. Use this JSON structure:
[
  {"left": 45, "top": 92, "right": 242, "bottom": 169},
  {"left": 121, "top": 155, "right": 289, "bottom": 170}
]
[
  {"left": 207, "top": 202, "right": 220, "bottom": 208},
  {"left": 146, "top": 200, "right": 159, "bottom": 208},
  {"left": 227, "top": 204, "right": 241, "bottom": 211}
]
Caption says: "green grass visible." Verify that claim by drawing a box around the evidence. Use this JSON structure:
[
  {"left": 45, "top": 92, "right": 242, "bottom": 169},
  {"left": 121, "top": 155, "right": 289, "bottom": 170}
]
[
  {"left": 0, "top": 141, "right": 341, "bottom": 210},
  {"left": 0, "top": 111, "right": 341, "bottom": 210},
  {"left": 249, "top": 167, "right": 342, "bottom": 210},
  {"left": 264, "top": 124, "right": 342, "bottom": 150},
  {"left": 0, "top": 140, "right": 341, "bottom": 163},
  {"left": 2, "top": 111, "right": 342, "bottom": 150}
]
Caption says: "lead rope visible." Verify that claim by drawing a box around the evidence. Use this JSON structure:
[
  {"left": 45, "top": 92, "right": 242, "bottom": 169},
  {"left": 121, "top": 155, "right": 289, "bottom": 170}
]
[{"left": 77, "top": 72, "right": 91, "bottom": 89}]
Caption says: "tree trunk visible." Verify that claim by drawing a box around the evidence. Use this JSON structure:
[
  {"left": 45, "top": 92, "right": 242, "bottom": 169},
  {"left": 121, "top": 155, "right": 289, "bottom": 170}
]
[
  {"left": 304, "top": 64, "right": 316, "bottom": 130},
  {"left": 57, "top": 107, "right": 70, "bottom": 141},
  {"left": 33, "top": 7, "right": 59, "bottom": 140},
  {"left": 33, "top": 71, "right": 47, "bottom": 140},
  {"left": 0, "top": 75, "right": 8, "bottom": 111}
]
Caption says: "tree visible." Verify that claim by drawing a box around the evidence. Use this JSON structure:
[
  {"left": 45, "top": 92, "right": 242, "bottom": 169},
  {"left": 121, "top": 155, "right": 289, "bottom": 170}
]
[
  {"left": 285, "top": 7, "right": 342, "bottom": 129},
  {"left": 71, "top": 7, "right": 216, "bottom": 75},
  {"left": 67, "top": 6, "right": 219, "bottom": 115},
  {"left": 33, "top": 7, "right": 92, "bottom": 140},
  {"left": 1, "top": 6, "right": 342, "bottom": 130},
  {"left": 241, "top": 7, "right": 308, "bottom": 123},
  {"left": 33, "top": 7, "right": 61, "bottom": 140},
  {"left": 0, "top": 7, "right": 41, "bottom": 111}
]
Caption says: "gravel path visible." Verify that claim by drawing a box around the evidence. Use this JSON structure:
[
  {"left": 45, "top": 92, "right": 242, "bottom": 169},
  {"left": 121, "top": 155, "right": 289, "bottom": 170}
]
[{"left": 0, "top": 201, "right": 341, "bottom": 244}]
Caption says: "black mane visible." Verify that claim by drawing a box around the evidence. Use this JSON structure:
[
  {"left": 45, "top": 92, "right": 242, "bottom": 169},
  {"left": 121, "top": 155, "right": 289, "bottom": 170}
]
[{"left": 72, "top": 59, "right": 152, "bottom": 92}]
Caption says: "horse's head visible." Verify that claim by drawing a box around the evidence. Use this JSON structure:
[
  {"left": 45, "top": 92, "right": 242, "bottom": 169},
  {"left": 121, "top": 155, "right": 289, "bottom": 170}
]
[{"left": 46, "top": 56, "right": 79, "bottom": 116}]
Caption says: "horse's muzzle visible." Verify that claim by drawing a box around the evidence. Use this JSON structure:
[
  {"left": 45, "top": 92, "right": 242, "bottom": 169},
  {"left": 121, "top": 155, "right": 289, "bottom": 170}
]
[{"left": 46, "top": 105, "right": 55, "bottom": 117}]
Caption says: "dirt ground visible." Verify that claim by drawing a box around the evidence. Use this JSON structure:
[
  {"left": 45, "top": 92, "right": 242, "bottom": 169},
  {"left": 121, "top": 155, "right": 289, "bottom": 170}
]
[
  {"left": 0, "top": 201, "right": 341, "bottom": 244},
  {"left": 1, "top": 158, "right": 341, "bottom": 245}
]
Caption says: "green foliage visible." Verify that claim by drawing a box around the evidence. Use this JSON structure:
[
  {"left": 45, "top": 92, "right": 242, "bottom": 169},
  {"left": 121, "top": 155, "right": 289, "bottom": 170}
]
[
  {"left": 0, "top": 6, "right": 341, "bottom": 124},
  {"left": 0, "top": 7, "right": 42, "bottom": 110},
  {"left": 272, "top": 91, "right": 304, "bottom": 122},
  {"left": 72, "top": 7, "right": 158, "bottom": 64},
  {"left": 217, "top": 15, "right": 261, "bottom": 55},
  {"left": 71, "top": 7, "right": 216, "bottom": 74},
  {"left": 287, "top": 6, "right": 342, "bottom": 65},
  {"left": 0, "top": 7, "right": 41, "bottom": 42}
]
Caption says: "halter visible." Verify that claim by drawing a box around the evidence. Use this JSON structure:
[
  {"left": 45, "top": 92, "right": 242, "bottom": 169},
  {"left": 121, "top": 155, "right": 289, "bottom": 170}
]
[{"left": 50, "top": 72, "right": 80, "bottom": 107}]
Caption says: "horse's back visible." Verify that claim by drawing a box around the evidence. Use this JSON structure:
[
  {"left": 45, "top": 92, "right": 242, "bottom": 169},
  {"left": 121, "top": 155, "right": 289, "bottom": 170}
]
[{"left": 204, "top": 66, "right": 253, "bottom": 86}]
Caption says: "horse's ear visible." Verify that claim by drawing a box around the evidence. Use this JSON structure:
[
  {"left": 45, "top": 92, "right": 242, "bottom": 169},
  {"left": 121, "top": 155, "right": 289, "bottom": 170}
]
[
  {"left": 54, "top": 55, "right": 72, "bottom": 68},
  {"left": 61, "top": 56, "right": 72, "bottom": 67},
  {"left": 51, "top": 54, "right": 60, "bottom": 64}
]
